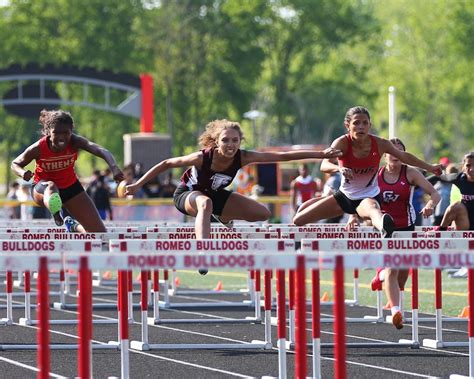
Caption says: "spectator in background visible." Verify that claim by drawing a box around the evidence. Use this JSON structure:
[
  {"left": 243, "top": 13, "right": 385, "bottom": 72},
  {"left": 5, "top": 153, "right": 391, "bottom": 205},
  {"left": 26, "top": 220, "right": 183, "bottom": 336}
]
[
  {"left": 159, "top": 171, "right": 178, "bottom": 198},
  {"left": 432, "top": 161, "right": 459, "bottom": 226},
  {"left": 289, "top": 163, "right": 322, "bottom": 216},
  {"left": 134, "top": 162, "right": 145, "bottom": 179},
  {"left": 102, "top": 167, "right": 117, "bottom": 196},
  {"left": 88, "top": 169, "right": 101, "bottom": 187},
  {"left": 6, "top": 182, "right": 21, "bottom": 219},
  {"left": 17, "top": 182, "right": 33, "bottom": 220},
  {"left": 412, "top": 185, "right": 425, "bottom": 226},
  {"left": 86, "top": 175, "right": 113, "bottom": 220}
]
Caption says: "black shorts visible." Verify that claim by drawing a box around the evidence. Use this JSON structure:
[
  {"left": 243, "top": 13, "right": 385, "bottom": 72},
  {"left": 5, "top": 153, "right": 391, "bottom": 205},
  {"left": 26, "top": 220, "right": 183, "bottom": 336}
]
[
  {"left": 173, "top": 185, "right": 232, "bottom": 216},
  {"left": 333, "top": 190, "right": 381, "bottom": 215},
  {"left": 32, "top": 180, "right": 85, "bottom": 203}
]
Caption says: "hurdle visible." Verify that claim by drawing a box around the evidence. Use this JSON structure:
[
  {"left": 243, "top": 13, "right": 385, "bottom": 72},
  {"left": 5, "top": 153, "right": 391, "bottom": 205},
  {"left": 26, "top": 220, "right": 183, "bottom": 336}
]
[
  {"left": 6, "top": 240, "right": 118, "bottom": 328},
  {"left": 305, "top": 238, "right": 442, "bottom": 352},
  {"left": 109, "top": 238, "right": 295, "bottom": 351},
  {"left": 144, "top": 230, "right": 278, "bottom": 322},
  {"left": 0, "top": 231, "right": 134, "bottom": 297},
  {"left": 138, "top": 229, "right": 279, "bottom": 324},
  {"left": 312, "top": 239, "right": 474, "bottom": 379},
  {"left": 0, "top": 244, "right": 118, "bottom": 352},
  {"left": 144, "top": 229, "right": 277, "bottom": 297},
  {"left": 389, "top": 231, "right": 474, "bottom": 349},
  {"left": 145, "top": 225, "right": 269, "bottom": 299}
]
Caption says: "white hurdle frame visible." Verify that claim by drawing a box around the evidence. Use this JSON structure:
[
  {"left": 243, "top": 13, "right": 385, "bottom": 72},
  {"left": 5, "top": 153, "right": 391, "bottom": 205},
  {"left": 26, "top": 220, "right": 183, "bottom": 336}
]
[
  {"left": 109, "top": 238, "right": 295, "bottom": 352},
  {"left": 311, "top": 237, "right": 474, "bottom": 379}
]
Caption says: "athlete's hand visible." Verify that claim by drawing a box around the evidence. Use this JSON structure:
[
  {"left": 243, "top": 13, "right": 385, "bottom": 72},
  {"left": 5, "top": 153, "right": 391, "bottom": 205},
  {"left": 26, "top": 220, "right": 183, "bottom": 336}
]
[
  {"left": 345, "top": 214, "right": 359, "bottom": 231},
  {"left": 320, "top": 147, "right": 342, "bottom": 158},
  {"left": 420, "top": 205, "right": 435, "bottom": 218},
  {"left": 124, "top": 183, "right": 140, "bottom": 196},
  {"left": 339, "top": 167, "right": 354, "bottom": 181},
  {"left": 22, "top": 170, "right": 33, "bottom": 182},
  {"left": 111, "top": 166, "right": 124, "bottom": 182},
  {"left": 430, "top": 164, "right": 444, "bottom": 176}
]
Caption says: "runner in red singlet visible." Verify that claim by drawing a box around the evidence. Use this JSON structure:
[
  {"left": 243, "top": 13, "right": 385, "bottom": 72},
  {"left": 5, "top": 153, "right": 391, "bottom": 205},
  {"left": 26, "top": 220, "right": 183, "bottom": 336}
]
[
  {"left": 293, "top": 106, "right": 443, "bottom": 237},
  {"left": 290, "top": 164, "right": 322, "bottom": 216},
  {"left": 348, "top": 138, "right": 440, "bottom": 329},
  {"left": 11, "top": 109, "right": 123, "bottom": 232}
]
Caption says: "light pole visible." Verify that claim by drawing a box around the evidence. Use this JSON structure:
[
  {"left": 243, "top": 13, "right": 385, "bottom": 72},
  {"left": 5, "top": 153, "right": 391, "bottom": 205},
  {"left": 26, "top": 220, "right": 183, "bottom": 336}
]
[{"left": 243, "top": 110, "right": 265, "bottom": 148}]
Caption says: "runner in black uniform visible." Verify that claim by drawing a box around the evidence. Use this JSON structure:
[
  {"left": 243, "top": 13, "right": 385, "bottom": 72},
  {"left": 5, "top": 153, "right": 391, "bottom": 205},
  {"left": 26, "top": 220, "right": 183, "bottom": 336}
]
[
  {"left": 429, "top": 152, "right": 474, "bottom": 230},
  {"left": 125, "top": 119, "right": 341, "bottom": 273}
]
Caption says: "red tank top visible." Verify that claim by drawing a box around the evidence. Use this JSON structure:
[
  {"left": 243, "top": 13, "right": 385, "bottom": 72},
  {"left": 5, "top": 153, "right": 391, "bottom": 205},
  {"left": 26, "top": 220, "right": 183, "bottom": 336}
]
[
  {"left": 337, "top": 134, "right": 381, "bottom": 199},
  {"left": 378, "top": 165, "right": 415, "bottom": 228},
  {"left": 294, "top": 176, "right": 319, "bottom": 205},
  {"left": 33, "top": 136, "right": 78, "bottom": 189}
]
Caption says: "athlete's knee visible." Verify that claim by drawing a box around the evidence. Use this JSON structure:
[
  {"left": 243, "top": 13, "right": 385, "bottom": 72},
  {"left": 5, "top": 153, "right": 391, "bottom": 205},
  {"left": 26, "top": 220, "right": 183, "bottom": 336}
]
[
  {"left": 365, "top": 198, "right": 380, "bottom": 210},
  {"left": 46, "top": 181, "right": 59, "bottom": 192},
  {"left": 293, "top": 213, "right": 305, "bottom": 226},
  {"left": 386, "top": 268, "right": 398, "bottom": 278},
  {"left": 453, "top": 202, "right": 468, "bottom": 215},
  {"left": 196, "top": 197, "right": 213, "bottom": 215}
]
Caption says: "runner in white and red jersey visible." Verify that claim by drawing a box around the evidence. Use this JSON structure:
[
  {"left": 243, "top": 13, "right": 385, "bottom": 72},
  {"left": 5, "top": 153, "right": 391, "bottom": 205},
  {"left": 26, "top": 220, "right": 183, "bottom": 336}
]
[
  {"left": 289, "top": 163, "right": 322, "bottom": 216},
  {"left": 11, "top": 109, "right": 123, "bottom": 231},
  {"left": 293, "top": 106, "right": 443, "bottom": 238},
  {"left": 348, "top": 137, "right": 440, "bottom": 329}
]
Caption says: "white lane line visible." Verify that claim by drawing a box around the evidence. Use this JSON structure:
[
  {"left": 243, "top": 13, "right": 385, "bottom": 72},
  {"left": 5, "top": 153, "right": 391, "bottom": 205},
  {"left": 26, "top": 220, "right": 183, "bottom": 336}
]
[
  {"left": 7, "top": 287, "right": 468, "bottom": 377},
  {"left": 0, "top": 356, "right": 66, "bottom": 378},
  {"left": 320, "top": 356, "right": 435, "bottom": 378},
  {"left": 130, "top": 349, "right": 252, "bottom": 378},
  {"left": 18, "top": 321, "right": 254, "bottom": 378}
]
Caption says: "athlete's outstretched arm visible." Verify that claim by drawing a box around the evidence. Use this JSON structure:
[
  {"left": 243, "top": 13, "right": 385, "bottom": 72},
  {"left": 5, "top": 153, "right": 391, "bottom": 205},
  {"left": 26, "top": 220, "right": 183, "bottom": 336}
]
[
  {"left": 241, "top": 147, "right": 341, "bottom": 166},
  {"left": 427, "top": 173, "right": 459, "bottom": 185},
  {"left": 11, "top": 142, "right": 40, "bottom": 181},
  {"left": 73, "top": 135, "right": 124, "bottom": 181},
  {"left": 125, "top": 152, "right": 203, "bottom": 196},
  {"left": 379, "top": 138, "right": 443, "bottom": 175}
]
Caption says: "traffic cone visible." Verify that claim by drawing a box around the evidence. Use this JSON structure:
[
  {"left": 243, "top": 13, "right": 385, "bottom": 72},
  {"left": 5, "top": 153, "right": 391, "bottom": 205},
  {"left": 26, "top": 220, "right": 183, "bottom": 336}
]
[
  {"left": 214, "top": 281, "right": 223, "bottom": 291},
  {"left": 320, "top": 292, "right": 330, "bottom": 302},
  {"left": 102, "top": 271, "right": 112, "bottom": 279},
  {"left": 458, "top": 306, "right": 469, "bottom": 318},
  {"left": 174, "top": 277, "right": 181, "bottom": 288}
]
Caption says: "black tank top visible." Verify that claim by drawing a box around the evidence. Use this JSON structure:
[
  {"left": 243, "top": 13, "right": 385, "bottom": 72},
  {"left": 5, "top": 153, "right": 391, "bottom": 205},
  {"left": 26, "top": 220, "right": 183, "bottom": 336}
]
[{"left": 180, "top": 148, "right": 242, "bottom": 193}]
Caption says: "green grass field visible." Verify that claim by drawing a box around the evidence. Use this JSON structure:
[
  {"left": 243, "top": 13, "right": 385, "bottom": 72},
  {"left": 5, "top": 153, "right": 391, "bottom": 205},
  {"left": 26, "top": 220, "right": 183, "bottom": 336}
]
[{"left": 168, "top": 269, "right": 469, "bottom": 317}]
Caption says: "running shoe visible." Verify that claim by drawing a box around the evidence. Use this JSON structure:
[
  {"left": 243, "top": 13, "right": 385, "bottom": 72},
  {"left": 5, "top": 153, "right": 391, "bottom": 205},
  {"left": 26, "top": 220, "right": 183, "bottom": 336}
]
[
  {"left": 392, "top": 311, "right": 403, "bottom": 330},
  {"left": 64, "top": 216, "right": 79, "bottom": 233},
  {"left": 212, "top": 215, "right": 234, "bottom": 229},
  {"left": 381, "top": 214, "right": 395, "bottom": 238},
  {"left": 450, "top": 267, "right": 468, "bottom": 279},
  {"left": 198, "top": 269, "right": 209, "bottom": 276},
  {"left": 371, "top": 268, "right": 384, "bottom": 291}
]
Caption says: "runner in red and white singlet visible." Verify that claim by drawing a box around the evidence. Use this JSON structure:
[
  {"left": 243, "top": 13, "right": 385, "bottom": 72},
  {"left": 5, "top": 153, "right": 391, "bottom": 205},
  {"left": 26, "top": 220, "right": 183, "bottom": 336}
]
[
  {"left": 293, "top": 106, "right": 443, "bottom": 239},
  {"left": 348, "top": 138, "right": 440, "bottom": 329},
  {"left": 290, "top": 164, "right": 322, "bottom": 216}
]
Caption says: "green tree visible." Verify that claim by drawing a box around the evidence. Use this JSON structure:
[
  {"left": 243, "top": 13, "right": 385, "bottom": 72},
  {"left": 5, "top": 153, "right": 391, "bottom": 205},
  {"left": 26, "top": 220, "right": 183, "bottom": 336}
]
[{"left": 368, "top": 0, "right": 473, "bottom": 161}]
